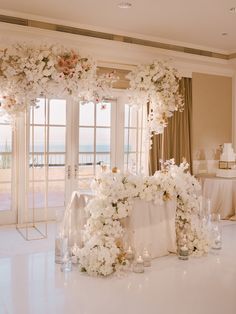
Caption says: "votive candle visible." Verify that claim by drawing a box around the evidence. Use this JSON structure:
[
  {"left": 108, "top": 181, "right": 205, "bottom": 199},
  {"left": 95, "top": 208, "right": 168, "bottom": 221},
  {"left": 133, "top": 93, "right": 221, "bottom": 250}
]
[
  {"left": 143, "top": 249, "right": 151, "bottom": 267},
  {"left": 133, "top": 255, "right": 144, "bottom": 273}
]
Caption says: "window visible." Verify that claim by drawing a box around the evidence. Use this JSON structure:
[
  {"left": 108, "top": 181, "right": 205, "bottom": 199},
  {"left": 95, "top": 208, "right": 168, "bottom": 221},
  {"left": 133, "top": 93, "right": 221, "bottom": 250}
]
[
  {"left": 78, "top": 101, "right": 112, "bottom": 191},
  {"left": 29, "top": 98, "right": 66, "bottom": 209},
  {"left": 124, "top": 104, "right": 147, "bottom": 174}
]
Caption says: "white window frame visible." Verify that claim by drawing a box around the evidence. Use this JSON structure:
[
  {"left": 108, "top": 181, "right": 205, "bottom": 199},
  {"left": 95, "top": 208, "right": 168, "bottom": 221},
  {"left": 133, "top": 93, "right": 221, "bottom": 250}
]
[{"left": 0, "top": 90, "right": 148, "bottom": 225}]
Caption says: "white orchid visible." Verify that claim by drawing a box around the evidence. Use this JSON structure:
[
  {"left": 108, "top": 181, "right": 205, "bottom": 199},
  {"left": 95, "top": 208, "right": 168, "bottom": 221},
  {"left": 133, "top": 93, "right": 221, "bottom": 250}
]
[
  {"left": 0, "top": 43, "right": 116, "bottom": 120},
  {"left": 126, "top": 60, "right": 184, "bottom": 147},
  {"left": 78, "top": 160, "right": 210, "bottom": 276}
]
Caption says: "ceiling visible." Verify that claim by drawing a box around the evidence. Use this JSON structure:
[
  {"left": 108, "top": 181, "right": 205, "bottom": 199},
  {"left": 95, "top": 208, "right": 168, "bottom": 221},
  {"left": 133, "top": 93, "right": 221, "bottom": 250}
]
[{"left": 0, "top": 0, "right": 236, "bottom": 53}]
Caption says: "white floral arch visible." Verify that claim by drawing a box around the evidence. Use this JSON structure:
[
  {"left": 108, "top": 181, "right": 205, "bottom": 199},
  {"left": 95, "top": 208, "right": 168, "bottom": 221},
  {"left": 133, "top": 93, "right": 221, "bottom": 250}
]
[
  {"left": 0, "top": 42, "right": 116, "bottom": 119},
  {"left": 0, "top": 43, "right": 184, "bottom": 149}
]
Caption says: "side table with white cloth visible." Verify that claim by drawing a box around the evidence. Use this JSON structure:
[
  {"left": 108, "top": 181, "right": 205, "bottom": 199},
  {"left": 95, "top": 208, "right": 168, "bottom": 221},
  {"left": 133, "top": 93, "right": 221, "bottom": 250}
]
[
  {"left": 198, "top": 174, "right": 236, "bottom": 220},
  {"left": 66, "top": 192, "right": 177, "bottom": 259}
]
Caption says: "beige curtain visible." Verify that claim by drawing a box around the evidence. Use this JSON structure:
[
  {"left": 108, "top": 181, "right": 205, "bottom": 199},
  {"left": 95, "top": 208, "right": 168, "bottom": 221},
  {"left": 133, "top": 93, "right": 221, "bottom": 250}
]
[{"left": 149, "top": 77, "right": 192, "bottom": 174}]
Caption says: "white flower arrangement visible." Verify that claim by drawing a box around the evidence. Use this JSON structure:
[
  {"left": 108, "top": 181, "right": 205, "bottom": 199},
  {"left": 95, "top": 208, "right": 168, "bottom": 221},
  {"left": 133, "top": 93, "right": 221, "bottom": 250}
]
[
  {"left": 126, "top": 60, "right": 184, "bottom": 147},
  {"left": 0, "top": 43, "right": 116, "bottom": 119},
  {"left": 78, "top": 160, "right": 210, "bottom": 276}
]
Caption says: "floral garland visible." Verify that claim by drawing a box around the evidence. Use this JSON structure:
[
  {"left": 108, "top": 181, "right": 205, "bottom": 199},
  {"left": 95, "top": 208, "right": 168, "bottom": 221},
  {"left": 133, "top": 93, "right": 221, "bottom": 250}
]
[
  {"left": 0, "top": 43, "right": 116, "bottom": 119},
  {"left": 126, "top": 60, "right": 184, "bottom": 146},
  {"left": 78, "top": 160, "right": 210, "bottom": 276}
]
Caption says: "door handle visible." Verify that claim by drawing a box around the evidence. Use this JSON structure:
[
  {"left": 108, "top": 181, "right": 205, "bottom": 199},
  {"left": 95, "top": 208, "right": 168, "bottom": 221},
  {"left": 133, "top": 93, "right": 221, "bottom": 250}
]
[
  {"left": 74, "top": 165, "right": 78, "bottom": 179},
  {"left": 66, "top": 165, "right": 71, "bottom": 179}
]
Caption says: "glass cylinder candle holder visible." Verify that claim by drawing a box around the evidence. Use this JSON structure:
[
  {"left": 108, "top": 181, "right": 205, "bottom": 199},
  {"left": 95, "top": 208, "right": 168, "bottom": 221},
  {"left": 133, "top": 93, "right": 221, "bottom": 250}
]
[
  {"left": 143, "top": 249, "right": 151, "bottom": 267},
  {"left": 71, "top": 243, "right": 79, "bottom": 264},
  {"left": 60, "top": 237, "right": 72, "bottom": 272},
  {"left": 60, "top": 251, "right": 72, "bottom": 272},
  {"left": 210, "top": 213, "right": 222, "bottom": 250},
  {"left": 55, "top": 208, "right": 65, "bottom": 264},
  {"left": 133, "top": 255, "right": 144, "bottom": 273},
  {"left": 178, "top": 244, "right": 189, "bottom": 260},
  {"left": 55, "top": 236, "right": 68, "bottom": 264},
  {"left": 125, "top": 246, "right": 135, "bottom": 262}
]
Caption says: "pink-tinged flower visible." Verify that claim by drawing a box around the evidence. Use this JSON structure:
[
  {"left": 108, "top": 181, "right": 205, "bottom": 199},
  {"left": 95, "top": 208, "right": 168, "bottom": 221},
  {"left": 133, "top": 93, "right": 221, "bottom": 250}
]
[
  {"left": 56, "top": 50, "right": 80, "bottom": 76},
  {"left": 2, "top": 96, "right": 16, "bottom": 108},
  {"left": 100, "top": 104, "right": 107, "bottom": 110},
  {"left": 0, "top": 43, "right": 116, "bottom": 119}
]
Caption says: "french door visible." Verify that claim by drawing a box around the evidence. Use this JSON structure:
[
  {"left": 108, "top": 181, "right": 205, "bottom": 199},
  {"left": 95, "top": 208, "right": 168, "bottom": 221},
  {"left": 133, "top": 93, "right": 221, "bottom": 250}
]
[
  {"left": 28, "top": 97, "right": 119, "bottom": 221},
  {"left": 0, "top": 93, "right": 147, "bottom": 225},
  {"left": 28, "top": 98, "right": 67, "bottom": 221},
  {"left": 67, "top": 99, "right": 120, "bottom": 195},
  {"left": 0, "top": 96, "right": 122, "bottom": 224}
]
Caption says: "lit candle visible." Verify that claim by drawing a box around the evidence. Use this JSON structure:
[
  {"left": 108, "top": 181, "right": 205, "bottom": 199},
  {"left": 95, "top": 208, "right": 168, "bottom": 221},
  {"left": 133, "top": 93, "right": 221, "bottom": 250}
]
[
  {"left": 126, "top": 246, "right": 134, "bottom": 261},
  {"left": 133, "top": 255, "right": 144, "bottom": 273},
  {"left": 143, "top": 249, "right": 151, "bottom": 267},
  {"left": 212, "top": 234, "right": 222, "bottom": 250},
  {"left": 178, "top": 245, "right": 189, "bottom": 260}
]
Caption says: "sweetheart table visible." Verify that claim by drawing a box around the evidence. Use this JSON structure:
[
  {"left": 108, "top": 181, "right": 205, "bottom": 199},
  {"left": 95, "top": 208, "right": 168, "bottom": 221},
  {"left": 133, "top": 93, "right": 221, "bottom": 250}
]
[{"left": 67, "top": 192, "right": 177, "bottom": 259}]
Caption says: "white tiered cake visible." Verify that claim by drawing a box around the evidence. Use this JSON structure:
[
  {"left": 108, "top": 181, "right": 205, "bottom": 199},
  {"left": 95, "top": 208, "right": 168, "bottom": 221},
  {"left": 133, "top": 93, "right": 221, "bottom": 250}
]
[{"left": 216, "top": 143, "right": 236, "bottom": 178}]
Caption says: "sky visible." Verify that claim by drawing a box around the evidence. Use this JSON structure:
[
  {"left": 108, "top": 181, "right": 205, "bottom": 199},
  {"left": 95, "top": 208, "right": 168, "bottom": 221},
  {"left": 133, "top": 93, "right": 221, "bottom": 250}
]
[
  {"left": 0, "top": 98, "right": 112, "bottom": 150},
  {"left": 0, "top": 98, "right": 137, "bottom": 151}
]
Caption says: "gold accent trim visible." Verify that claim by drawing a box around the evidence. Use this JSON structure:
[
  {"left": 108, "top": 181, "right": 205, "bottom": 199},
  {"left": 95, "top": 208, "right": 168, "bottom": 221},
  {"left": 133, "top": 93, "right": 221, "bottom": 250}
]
[
  {"left": 229, "top": 52, "right": 236, "bottom": 59},
  {"left": 0, "top": 14, "right": 28, "bottom": 26},
  {"left": 0, "top": 14, "right": 235, "bottom": 60}
]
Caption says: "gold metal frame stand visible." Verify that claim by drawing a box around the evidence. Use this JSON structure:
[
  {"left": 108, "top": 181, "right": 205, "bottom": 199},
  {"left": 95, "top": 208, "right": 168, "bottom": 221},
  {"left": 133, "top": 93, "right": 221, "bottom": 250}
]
[{"left": 16, "top": 102, "right": 48, "bottom": 240}]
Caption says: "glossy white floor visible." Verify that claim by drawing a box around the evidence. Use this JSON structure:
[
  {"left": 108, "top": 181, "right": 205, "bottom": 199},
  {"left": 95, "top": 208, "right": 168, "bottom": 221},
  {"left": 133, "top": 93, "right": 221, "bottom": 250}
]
[{"left": 0, "top": 222, "right": 236, "bottom": 314}]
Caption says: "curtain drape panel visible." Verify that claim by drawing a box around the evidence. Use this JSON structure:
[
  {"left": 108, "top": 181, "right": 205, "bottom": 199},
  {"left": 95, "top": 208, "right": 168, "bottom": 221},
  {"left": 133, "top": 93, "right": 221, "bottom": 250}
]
[{"left": 149, "top": 77, "right": 192, "bottom": 174}]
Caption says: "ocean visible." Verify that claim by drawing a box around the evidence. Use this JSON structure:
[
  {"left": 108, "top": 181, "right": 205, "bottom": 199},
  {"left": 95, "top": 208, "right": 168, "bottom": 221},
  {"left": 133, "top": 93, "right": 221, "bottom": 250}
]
[
  {"left": 0, "top": 143, "right": 131, "bottom": 166},
  {"left": 0, "top": 144, "right": 111, "bottom": 153}
]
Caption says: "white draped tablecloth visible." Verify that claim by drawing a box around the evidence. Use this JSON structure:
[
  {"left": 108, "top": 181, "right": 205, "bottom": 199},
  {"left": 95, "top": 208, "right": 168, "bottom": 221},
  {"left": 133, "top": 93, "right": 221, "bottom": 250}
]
[
  {"left": 199, "top": 175, "right": 236, "bottom": 220},
  {"left": 123, "top": 199, "right": 177, "bottom": 258},
  {"left": 68, "top": 192, "right": 177, "bottom": 259}
]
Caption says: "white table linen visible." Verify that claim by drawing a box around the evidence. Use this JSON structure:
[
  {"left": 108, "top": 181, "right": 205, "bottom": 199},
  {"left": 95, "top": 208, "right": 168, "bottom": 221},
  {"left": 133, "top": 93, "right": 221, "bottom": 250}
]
[
  {"left": 68, "top": 192, "right": 177, "bottom": 259},
  {"left": 200, "top": 176, "right": 236, "bottom": 220},
  {"left": 123, "top": 199, "right": 177, "bottom": 258}
]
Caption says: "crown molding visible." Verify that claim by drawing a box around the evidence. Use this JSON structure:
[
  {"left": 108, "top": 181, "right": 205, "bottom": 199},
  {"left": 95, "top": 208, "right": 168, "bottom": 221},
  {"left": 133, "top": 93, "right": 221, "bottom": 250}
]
[
  {"left": 0, "top": 9, "right": 234, "bottom": 57},
  {"left": 0, "top": 17, "right": 235, "bottom": 78}
]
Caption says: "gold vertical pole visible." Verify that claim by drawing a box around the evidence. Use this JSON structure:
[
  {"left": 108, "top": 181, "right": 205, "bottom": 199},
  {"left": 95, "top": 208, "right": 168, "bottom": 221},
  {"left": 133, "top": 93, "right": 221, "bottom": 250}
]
[{"left": 16, "top": 102, "right": 47, "bottom": 240}]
